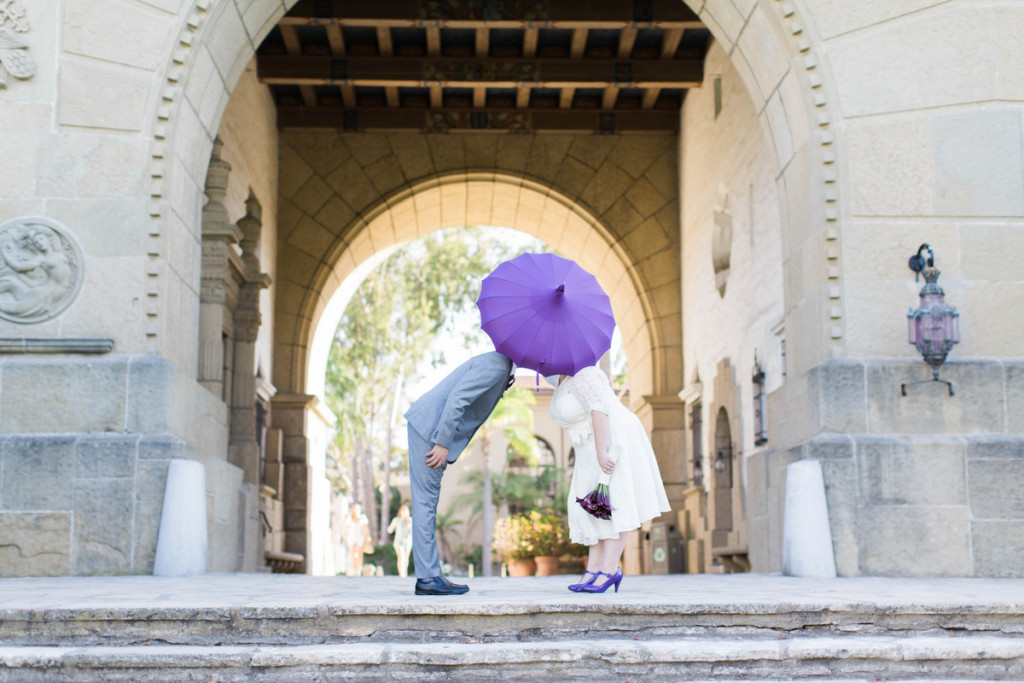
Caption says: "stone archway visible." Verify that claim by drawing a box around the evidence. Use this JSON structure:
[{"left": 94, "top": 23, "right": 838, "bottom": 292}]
[
  {"left": 149, "top": 0, "right": 834, "bottom": 573},
  {"left": 154, "top": 0, "right": 833, "bottom": 380},
  {"left": 271, "top": 163, "right": 678, "bottom": 566}
]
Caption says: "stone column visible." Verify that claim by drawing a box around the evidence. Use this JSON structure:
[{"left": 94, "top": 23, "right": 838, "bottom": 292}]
[
  {"left": 228, "top": 191, "right": 272, "bottom": 485},
  {"left": 270, "top": 392, "right": 336, "bottom": 575},
  {"left": 270, "top": 393, "right": 316, "bottom": 571},
  {"left": 199, "top": 138, "right": 243, "bottom": 399},
  {"left": 637, "top": 394, "right": 688, "bottom": 512},
  {"left": 632, "top": 394, "right": 687, "bottom": 574}
]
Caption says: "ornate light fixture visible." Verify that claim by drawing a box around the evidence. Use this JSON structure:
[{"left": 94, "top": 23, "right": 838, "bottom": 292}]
[
  {"left": 752, "top": 353, "right": 768, "bottom": 446},
  {"left": 714, "top": 448, "right": 728, "bottom": 474},
  {"left": 903, "top": 244, "right": 960, "bottom": 396}
]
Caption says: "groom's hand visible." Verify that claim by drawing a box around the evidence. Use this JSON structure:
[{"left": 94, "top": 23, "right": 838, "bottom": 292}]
[{"left": 425, "top": 444, "right": 449, "bottom": 469}]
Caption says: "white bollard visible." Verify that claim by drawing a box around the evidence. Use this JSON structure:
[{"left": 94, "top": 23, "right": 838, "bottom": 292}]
[
  {"left": 153, "top": 459, "right": 208, "bottom": 576},
  {"left": 782, "top": 459, "right": 837, "bottom": 578}
]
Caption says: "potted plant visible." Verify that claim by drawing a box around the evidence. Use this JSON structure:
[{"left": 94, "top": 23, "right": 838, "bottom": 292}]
[
  {"left": 492, "top": 514, "right": 536, "bottom": 576},
  {"left": 523, "top": 508, "right": 570, "bottom": 576}
]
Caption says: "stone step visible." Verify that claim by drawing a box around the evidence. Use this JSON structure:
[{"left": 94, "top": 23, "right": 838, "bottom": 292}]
[
  {"left": 2, "top": 574, "right": 1024, "bottom": 647},
  {"left": 2, "top": 635, "right": 1023, "bottom": 681},
  {"left": 4, "top": 600, "right": 1023, "bottom": 646}
]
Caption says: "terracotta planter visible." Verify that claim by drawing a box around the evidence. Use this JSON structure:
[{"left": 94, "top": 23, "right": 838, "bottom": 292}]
[
  {"left": 507, "top": 557, "right": 537, "bottom": 577},
  {"left": 534, "top": 555, "right": 560, "bottom": 576}
]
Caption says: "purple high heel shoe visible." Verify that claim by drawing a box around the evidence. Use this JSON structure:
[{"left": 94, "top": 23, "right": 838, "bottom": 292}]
[
  {"left": 579, "top": 568, "right": 623, "bottom": 593},
  {"left": 568, "top": 570, "right": 600, "bottom": 592}
]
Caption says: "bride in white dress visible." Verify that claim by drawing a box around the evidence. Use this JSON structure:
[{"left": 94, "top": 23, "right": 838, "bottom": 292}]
[{"left": 547, "top": 365, "right": 671, "bottom": 593}]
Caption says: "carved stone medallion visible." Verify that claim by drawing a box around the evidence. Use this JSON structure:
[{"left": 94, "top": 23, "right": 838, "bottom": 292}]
[
  {"left": 0, "top": 0, "right": 34, "bottom": 88},
  {"left": 0, "top": 217, "right": 85, "bottom": 324}
]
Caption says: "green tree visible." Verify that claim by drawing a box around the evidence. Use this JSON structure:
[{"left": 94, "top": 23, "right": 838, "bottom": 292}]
[{"left": 325, "top": 227, "right": 530, "bottom": 540}]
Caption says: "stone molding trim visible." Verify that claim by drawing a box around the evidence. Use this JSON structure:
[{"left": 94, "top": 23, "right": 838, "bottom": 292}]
[
  {"left": 0, "top": 337, "right": 114, "bottom": 354},
  {"left": 0, "top": 216, "right": 85, "bottom": 324},
  {"left": 690, "top": 0, "right": 845, "bottom": 359},
  {"left": 770, "top": 0, "right": 844, "bottom": 355},
  {"left": 146, "top": 0, "right": 214, "bottom": 341},
  {"left": 0, "top": 0, "right": 34, "bottom": 88}
]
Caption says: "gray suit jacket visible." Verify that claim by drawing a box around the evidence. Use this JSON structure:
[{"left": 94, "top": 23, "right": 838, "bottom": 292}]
[{"left": 404, "top": 351, "right": 513, "bottom": 464}]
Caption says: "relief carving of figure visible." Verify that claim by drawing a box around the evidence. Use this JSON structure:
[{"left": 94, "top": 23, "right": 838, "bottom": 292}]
[
  {"left": 0, "top": 218, "right": 83, "bottom": 323},
  {"left": 0, "top": 0, "right": 34, "bottom": 88}
]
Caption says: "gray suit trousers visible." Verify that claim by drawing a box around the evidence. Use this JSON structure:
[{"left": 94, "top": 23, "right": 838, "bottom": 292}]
[{"left": 408, "top": 424, "right": 446, "bottom": 578}]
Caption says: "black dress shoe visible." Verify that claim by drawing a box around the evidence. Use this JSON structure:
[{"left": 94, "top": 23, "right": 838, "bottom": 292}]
[{"left": 415, "top": 576, "right": 469, "bottom": 596}]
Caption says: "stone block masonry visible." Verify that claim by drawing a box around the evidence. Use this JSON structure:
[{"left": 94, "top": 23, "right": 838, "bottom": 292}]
[
  {"left": 753, "top": 359, "right": 1024, "bottom": 578},
  {"left": 0, "top": 354, "right": 259, "bottom": 577}
]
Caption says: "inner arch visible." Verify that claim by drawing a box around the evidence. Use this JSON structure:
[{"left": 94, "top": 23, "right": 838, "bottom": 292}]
[{"left": 301, "top": 173, "right": 658, "bottom": 406}]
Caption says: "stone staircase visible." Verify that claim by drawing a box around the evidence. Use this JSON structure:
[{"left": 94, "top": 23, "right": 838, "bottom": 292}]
[{"left": 0, "top": 574, "right": 1023, "bottom": 681}]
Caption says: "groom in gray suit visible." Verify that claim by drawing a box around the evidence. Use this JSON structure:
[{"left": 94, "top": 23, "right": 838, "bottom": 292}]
[{"left": 404, "top": 351, "right": 514, "bottom": 595}]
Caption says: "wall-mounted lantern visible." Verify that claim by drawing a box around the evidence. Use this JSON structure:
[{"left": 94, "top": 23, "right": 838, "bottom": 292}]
[
  {"left": 902, "top": 244, "right": 960, "bottom": 396},
  {"left": 714, "top": 449, "right": 727, "bottom": 474},
  {"left": 690, "top": 401, "right": 703, "bottom": 487},
  {"left": 752, "top": 353, "right": 768, "bottom": 446}
]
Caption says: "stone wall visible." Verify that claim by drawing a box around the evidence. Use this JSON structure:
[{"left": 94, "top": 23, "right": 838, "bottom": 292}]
[
  {"left": 678, "top": 40, "right": 787, "bottom": 572},
  {"left": 754, "top": 359, "right": 1024, "bottom": 578},
  {"left": 0, "top": 54, "right": 280, "bottom": 577}
]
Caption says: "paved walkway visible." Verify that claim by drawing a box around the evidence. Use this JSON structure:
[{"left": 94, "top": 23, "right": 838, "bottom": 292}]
[{"left": 1, "top": 573, "right": 1023, "bottom": 614}]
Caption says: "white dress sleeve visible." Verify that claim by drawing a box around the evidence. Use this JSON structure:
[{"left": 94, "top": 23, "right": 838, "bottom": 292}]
[{"left": 568, "top": 366, "right": 617, "bottom": 415}]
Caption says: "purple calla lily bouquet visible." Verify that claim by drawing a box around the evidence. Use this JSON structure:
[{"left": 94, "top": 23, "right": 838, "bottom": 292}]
[{"left": 576, "top": 471, "right": 615, "bottom": 520}]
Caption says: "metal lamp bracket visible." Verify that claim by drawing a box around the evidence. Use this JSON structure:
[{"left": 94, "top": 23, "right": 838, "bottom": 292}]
[{"left": 907, "top": 243, "right": 934, "bottom": 282}]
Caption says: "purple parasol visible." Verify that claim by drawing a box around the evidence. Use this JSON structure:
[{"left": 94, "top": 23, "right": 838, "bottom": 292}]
[{"left": 476, "top": 252, "right": 615, "bottom": 376}]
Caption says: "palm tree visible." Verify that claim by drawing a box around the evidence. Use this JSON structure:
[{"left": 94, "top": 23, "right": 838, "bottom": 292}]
[
  {"left": 434, "top": 507, "right": 464, "bottom": 569},
  {"left": 456, "top": 386, "right": 540, "bottom": 576}
]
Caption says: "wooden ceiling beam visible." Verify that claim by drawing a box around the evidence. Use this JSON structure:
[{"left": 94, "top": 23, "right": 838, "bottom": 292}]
[
  {"left": 475, "top": 28, "right": 489, "bottom": 58},
  {"left": 279, "top": 0, "right": 702, "bottom": 29},
  {"left": 376, "top": 26, "right": 393, "bottom": 57},
  {"left": 570, "top": 28, "right": 589, "bottom": 59},
  {"left": 641, "top": 88, "right": 661, "bottom": 109},
  {"left": 258, "top": 55, "right": 703, "bottom": 89},
  {"left": 602, "top": 87, "right": 619, "bottom": 109},
  {"left": 661, "top": 28, "right": 684, "bottom": 59},
  {"left": 278, "top": 25, "right": 316, "bottom": 107},
  {"left": 299, "top": 85, "right": 317, "bottom": 107},
  {"left": 325, "top": 24, "right": 345, "bottom": 55},
  {"left": 559, "top": 88, "right": 575, "bottom": 109},
  {"left": 426, "top": 27, "right": 441, "bottom": 57},
  {"left": 279, "top": 24, "right": 303, "bottom": 55},
  {"left": 522, "top": 28, "right": 539, "bottom": 58},
  {"left": 340, "top": 85, "right": 357, "bottom": 107},
  {"left": 276, "top": 105, "right": 680, "bottom": 133},
  {"left": 617, "top": 28, "right": 637, "bottom": 59}
]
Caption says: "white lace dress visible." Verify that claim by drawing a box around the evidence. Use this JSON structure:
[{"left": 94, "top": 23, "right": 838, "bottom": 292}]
[{"left": 549, "top": 366, "right": 671, "bottom": 546}]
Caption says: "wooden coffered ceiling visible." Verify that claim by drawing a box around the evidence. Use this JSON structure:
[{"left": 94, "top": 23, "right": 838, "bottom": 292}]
[{"left": 257, "top": 0, "right": 711, "bottom": 134}]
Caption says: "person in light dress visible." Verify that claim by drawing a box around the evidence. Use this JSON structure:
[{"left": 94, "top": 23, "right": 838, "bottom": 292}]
[{"left": 547, "top": 366, "right": 671, "bottom": 593}]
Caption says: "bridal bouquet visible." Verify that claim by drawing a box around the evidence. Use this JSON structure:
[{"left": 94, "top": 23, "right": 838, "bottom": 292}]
[{"left": 576, "top": 471, "right": 614, "bottom": 520}]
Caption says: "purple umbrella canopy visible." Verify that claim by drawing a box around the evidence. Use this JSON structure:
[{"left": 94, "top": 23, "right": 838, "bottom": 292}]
[{"left": 477, "top": 252, "right": 616, "bottom": 376}]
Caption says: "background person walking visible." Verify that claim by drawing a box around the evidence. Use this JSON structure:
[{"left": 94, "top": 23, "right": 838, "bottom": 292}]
[{"left": 387, "top": 504, "right": 414, "bottom": 578}]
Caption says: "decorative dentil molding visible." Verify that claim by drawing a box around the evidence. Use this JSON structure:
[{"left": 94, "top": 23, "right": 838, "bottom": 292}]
[
  {"left": 769, "top": 0, "right": 844, "bottom": 355},
  {"left": 0, "top": 217, "right": 85, "bottom": 324},
  {"left": 0, "top": 0, "right": 34, "bottom": 88}
]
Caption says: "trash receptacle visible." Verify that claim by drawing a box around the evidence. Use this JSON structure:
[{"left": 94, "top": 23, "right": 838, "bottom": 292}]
[{"left": 645, "top": 522, "right": 683, "bottom": 574}]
